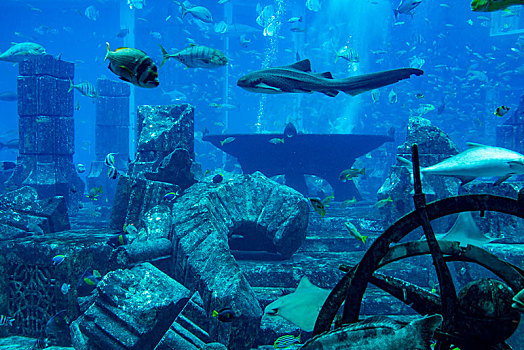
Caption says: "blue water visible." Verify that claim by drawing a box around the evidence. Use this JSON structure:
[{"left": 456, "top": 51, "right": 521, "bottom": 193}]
[{"left": 1, "top": 0, "right": 522, "bottom": 176}]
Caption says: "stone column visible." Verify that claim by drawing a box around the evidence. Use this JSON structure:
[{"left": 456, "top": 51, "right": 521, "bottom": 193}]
[
  {"left": 86, "top": 79, "right": 130, "bottom": 204},
  {"left": 496, "top": 94, "right": 524, "bottom": 153},
  {"left": 7, "top": 54, "right": 84, "bottom": 212}
]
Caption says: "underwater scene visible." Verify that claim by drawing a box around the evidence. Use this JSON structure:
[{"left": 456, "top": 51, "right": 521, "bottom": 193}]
[{"left": 1, "top": 0, "right": 524, "bottom": 349}]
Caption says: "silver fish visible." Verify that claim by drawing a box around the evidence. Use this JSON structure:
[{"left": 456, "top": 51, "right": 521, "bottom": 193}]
[
  {"left": 84, "top": 5, "right": 99, "bottom": 21},
  {"left": 301, "top": 314, "right": 442, "bottom": 350},
  {"left": 159, "top": 44, "right": 227, "bottom": 69},
  {"left": 177, "top": 1, "right": 213, "bottom": 23},
  {"left": 398, "top": 143, "right": 524, "bottom": 185},
  {"left": 0, "top": 42, "right": 46, "bottom": 63},
  {"left": 394, "top": 0, "right": 422, "bottom": 19},
  {"left": 68, "top": 79, "right": 98, "bottom": 98}
]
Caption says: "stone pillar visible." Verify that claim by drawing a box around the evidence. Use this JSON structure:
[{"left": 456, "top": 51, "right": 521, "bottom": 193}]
[
  {"left": 86, "top": 79, "right": 130, "bottom": 204},
  {"left": 7, "top": 54, "right": 84, "bottom": 212},
  {"left": 496, "top": 94, "right": 524, "bottom": 153}
]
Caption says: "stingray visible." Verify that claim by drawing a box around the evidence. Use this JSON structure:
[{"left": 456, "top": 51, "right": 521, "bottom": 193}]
[
  {"left": 264, "top": 276, "right": 330, "bottom": 332},
  {"left": 437, "top": 212, "right": 493, "bottom": 247}
]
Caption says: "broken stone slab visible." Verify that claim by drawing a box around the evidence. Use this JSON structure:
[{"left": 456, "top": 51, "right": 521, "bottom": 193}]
[
  {"left": 108, "top": 238, "right": 172, "bottom": 270},
  {"left": 109, "top": 176, "right": 179, "bottom": 231},
  {"left": 144, "top": 148, "right": 197, "bottom": 190},
  {"left": 0, "top": 186, "right": 69, "bottom": 239},
  {"left": 71, "top": 262, "right": 211, "bottom": 350},
  {"left": 171, "top": 172, "right": 309, "bottom": 349}
]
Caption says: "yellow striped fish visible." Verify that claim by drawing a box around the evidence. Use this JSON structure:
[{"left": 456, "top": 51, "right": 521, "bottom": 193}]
[
  {"left": 159, "top": 44, "right": 228, "bottom": 69},
  {"left": 105, "top": 42, "right": 159, "bottom": 88}
]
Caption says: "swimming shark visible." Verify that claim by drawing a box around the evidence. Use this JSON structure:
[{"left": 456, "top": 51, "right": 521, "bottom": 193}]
[
  {"left": 264, "top": 276, "right": 330, "bottom": 332},
  {"left": 398, "top": 143, "right": 524, "bottom": 185},
  {"left": 237, "top": 59, "right": 423, "bottom": 97}
]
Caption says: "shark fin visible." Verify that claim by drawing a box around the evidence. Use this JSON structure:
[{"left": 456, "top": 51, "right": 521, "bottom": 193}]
[
  {"left": 322, "top": 90, "right": 339, "bottom": 97},
  {"left": 458, "top": 176, "right": 476, "bottom": 186},
  {"left": 315, "top": 71, "right": 334, "bottom": 79},
  {"left": 466, "top": 142, "right": 489, "bottom": 148},
  {"left": 286, "top": 59, "right": 311, "bottom": 72},
  {"left": 494, "top": 174, "right": 511, "bottom": 186}
]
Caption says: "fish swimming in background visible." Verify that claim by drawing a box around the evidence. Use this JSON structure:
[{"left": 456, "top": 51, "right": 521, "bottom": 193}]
[
  {"left": 494, "top": 105, "right": 510, "bottom": 117},
  {"left": 394, "top": 0, "right": 423, "bottom": 19},
  {"left": 237, "top": 59, "right": 423, "bottom": 97},
  {"left": 84, "top": 5, "right": 99, "bottom": 21},
  {"left": 159, "top": 44, "right": 227, "bottom": 69},
  {"left": 0, "top": 315, "right": 14, "bottom": 327},
  {"left": 398, "top": 143, "right": 524, "bottom": 186},
  {"left": 52, "top": 255, "right": 66, "bottom": 265},
  {"left": 220, "top": 137, "right": 236, "bottom": 146},
  {"left": 339, "top": 168, "right": 365, "bottom": 182},
  {"left": 300, "top": 314, "right": 443, "bottom": 349},
  {"left": 107, "top": 233, "right": 129, "bottom": 248},
  {"left": 68, "top": 79, "right": 98, "bottom": 98},
  {"left": 212, "top": 308, "right": 239, "bottom": 322},
  {"left": 471, "top": 0, "right": 524, "bottom": 12},
  {"left": 0, "top": 42, "right": 46, "bottom": 63},
  {"left": 309, "top": 198, "right": 326, "bottom": 218},
  {"left": 0, "top": 91, "right": 17, "bottom": 101},
  {"left": 105, "top": 42, "right": 159, "bottom": 88},
  {"left": 176, "top": 1, "right": 213, "bottom": 23},
  {"left": 344, "top": 221, "right": 368, "bottom": 246},
  {"left": 375, "top": 196, "right": 393, "bottom": 208}
]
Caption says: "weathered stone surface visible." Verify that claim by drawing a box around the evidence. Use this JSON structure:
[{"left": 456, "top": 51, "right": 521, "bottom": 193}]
[
  {"left": 172, "top": 172, "right": 309, "bottom": 349},
  {"left": 0, "top": 336, "right": 72, "bottom": 349},
  {"left": 377, "top": 117, "right": 460, "bottom": 229},
  {"left": 144, "top": 148, "right": 197, "bottom": 190},
  {"left": 496, "top": 93, "right": 524, "bottom": 154},
  {"left": 110, "top": 176, "right": 178, "bottom": 231},
  {"left": 0, "top": 186, "right": 69, "bottom": 239},
  {"left": 0, "top": 229, "right": 114, "bottom": 339},
  {"left": 71, "top": 263, "right": 210, "bottom": 350}
]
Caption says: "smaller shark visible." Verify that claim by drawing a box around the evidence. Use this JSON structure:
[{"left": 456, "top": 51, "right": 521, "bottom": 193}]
[
  {"left": 398, "top": 143, "right": 524, "bottom": 185},
  {"left": 237, "top": 59, "right": 423, "bottom": 97},
  {"left": 264, "top": 276, "right": 330, "bottom": 332}
]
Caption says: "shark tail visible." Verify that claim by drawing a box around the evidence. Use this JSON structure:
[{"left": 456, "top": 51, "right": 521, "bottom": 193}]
[
  {"left": 339, "top": 68, "right": 423, "bottom": 96},
  {"left": 159, "top": 44, "right": 170, "bottom": 68}
]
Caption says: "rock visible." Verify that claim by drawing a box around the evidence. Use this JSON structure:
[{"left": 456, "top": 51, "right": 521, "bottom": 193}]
[
  {"left": 377, "top": 116, "right": 459, "bottom": 229},
  {"left": 111, "top": 104, "right": 199, "bottom": 231},
  {"left": 0, "top": 186, "right": 69, "bottom": 239},
  {"left": 171, "top": 172, "right": 309, "bottom": 349},
  {"left": 71, "top": 263, "right": 211, "bottom": 350}
]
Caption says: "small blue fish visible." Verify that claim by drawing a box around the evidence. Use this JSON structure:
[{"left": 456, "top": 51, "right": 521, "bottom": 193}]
[
  {"left": 213, "top": 174, "right": 223, "bottom": 183},
  {"left": 163, "top": 192, "right": 177, "bottom": 201},
  {"left": 52, "top": 255, "right": 66, "bottom": 265},
  {"left": 212, "top": 308, "right": 238, "bottom": 322}
]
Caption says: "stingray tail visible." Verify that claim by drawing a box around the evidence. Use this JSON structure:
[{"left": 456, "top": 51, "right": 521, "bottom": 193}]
[{"left": 339, "top": 68, "right": 423, "bottom": 96}]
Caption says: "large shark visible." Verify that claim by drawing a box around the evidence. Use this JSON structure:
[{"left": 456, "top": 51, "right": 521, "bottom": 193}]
[
  {"left": 264, "top": 276, "right": 330, "bottom": 332},
  {"left": 237, "top": 59, "right": 423, "bottom": 97},
  {"left": 398, "top": 143, "right": 524, "bottom": 185}
]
